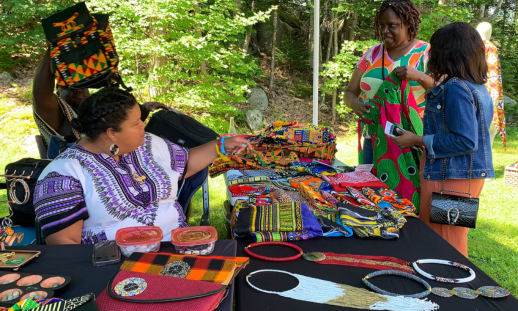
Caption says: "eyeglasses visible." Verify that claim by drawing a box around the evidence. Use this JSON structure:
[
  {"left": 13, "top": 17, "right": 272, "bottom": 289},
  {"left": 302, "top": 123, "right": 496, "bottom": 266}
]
[{"left": 379, "top": 23, "right": 403, "bottom": 31}]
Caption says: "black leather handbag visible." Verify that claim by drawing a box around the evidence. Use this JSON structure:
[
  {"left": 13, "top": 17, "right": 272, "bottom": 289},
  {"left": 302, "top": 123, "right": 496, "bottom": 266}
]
[
  {"left": 2, "top": 158, "right": 52, "bottom": 227},
  {"left": 429, "top": 80, "right": 479, "bottom": 229}
]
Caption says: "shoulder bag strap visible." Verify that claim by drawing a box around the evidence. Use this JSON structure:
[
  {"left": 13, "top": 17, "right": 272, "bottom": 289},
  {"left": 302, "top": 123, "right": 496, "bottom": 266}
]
[{"left": 440, "top": 79, "right": 476, "bottom": 198}]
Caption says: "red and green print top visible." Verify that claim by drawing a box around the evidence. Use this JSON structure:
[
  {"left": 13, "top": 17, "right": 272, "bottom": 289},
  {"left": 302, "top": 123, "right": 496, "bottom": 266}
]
[{"left": 356, "top": 41, "right": 430, "bottom": 116}]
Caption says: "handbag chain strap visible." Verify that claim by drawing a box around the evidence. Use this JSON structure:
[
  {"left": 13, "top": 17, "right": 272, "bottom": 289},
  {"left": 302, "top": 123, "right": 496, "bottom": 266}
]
[{"left": 440, "top": 80, "right": 476, "bottom": 198}]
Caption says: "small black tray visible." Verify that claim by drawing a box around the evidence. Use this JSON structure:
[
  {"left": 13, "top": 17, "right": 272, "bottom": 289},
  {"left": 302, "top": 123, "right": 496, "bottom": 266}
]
[{"left": 0, "top": 271, "right": 71, "bottom": 307}]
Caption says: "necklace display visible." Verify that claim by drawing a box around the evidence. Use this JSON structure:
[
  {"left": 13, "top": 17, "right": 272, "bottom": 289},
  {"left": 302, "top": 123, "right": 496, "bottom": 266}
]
[
  {"left": 244, "top": 242, "right": 414, "bottom": 274},
  {"left": 362, "top": 270, "right": 510, "bottom": 300},
  {"left": 0, "top": 206, "right": 23, "bottom": 250},
  {"left": 246, "top": 269, "right": 439, "bottom": 311},
  {"left": 412, "top": 259, "right": 476, "bottom": 283},
  {"left": 303, "top": 252, "right": 415, "bottom": 274}
]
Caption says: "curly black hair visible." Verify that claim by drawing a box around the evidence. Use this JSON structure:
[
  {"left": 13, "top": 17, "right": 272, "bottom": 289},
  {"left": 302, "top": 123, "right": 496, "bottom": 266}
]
[
  {"left": 374, "top": 0, "right": 422, "bottom": 41},
  {"left": 428, "top": 22, "right": 487, "bottom": 85},
  {"left": 71, "top": 87, "right": 138, "bottom": 140}
]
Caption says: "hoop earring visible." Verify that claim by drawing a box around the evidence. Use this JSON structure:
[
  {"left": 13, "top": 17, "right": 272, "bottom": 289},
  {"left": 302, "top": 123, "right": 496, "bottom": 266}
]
[{"left": 109, "top": 144, "right": 119, "bottom": 156}]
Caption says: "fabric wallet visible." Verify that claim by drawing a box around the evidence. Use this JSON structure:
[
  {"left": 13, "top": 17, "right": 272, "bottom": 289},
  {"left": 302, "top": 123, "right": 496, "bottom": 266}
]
[
  {"left": 96, "top": 270, "right": 226, "bottom": 311},
  {"left": 430, "top": 192, "right": 479, "bottom": 228},
  {"left": 120, "top": 252, "right": 239, "bottom": 285}
]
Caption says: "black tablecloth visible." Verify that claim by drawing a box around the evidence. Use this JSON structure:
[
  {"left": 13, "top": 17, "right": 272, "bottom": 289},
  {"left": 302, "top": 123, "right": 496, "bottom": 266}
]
[
  {"left": 8, "top": 240, "right": 236, "bottom": 311},
  {"left": 235, "top": 218, "right": 518, "bottom": 311}
]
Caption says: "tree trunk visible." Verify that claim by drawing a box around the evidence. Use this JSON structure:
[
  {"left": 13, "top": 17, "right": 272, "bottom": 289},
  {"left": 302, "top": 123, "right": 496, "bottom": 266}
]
[
  {"left": 478, "top": 4, "right": 485, "bottom": 19},
  {"left": 270, "top": 8, "right": 278, "bottom": 94},
  {"left": 243, "top": 0, "right": 255, "bottom": 53},
  {"left": 321, "top": 4, "right": 333, "bottom": 106},
  {"left": 347, "top": 12, "right": 357, "bottom": 41},
  {"left": 332, "top": 0, "right": 339, "bottom": 124},
  {"left": 488, "top": 0, "right": 504, "bottom": 20},
  {"left": 149, "top": 17, "right": 167, "bottom": 98}
]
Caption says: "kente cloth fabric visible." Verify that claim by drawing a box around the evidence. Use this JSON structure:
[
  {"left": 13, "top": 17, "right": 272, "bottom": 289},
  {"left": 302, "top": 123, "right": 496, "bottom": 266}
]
[
  {"left": 332, "top": 191, "right": 361, "bottom": 206},
  {"left": 362, "top": 187, "right": 417, "bottom": 217},
  {"left": 484, "top": 40, "right": 506, "bottom": 150},
  {"left": 228, "top": 183, "right": 273, "bottom": 197},
  {"left": 120, "top": 252, "right": 241, "bottom": 285},
  {"left": 317, "top": 215, "right": 353, "bottom": 237},
  {"left": 230, "top": 200, "right": 251, "bottom": 232},
  {"left": 288, "top": 175, "right": 322, "bottom": 189},
  {"left": 8, "top": 300, "right": 40, "bottom": 311},
  {"left": 263, "top": 121, "right": 336, "bottom": 144},
  {"left": 360, "top": 72, "right": 423, "bottom": 209},
  {"left": 226, "top": 172, "right": 244, "bottom": 182},
  {"left": 33, "top": 133, "right": 189, "bottom": 243},
  {"left": 239, "top": 169, "right": 279, "bottom": 180},
  {"left": 210, "top": 148, "right": 302, "bottom": 177},
  {"left": 323, "top": 172, "right": 388, "bottom": 192},
  {"left": 33, "top": 95, "right": 80, "bottom": 147},
  {"left": 338, "top": 203, "right": 407, "bottom": 239},
  {"left": 232, "top": 202, "right": 323, "bottom": 241}
]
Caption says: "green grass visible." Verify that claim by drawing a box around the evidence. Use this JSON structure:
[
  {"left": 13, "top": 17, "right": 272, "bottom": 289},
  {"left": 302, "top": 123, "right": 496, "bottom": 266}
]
[{"left": 0, "top": 97, "right": 516, "bottom": 296}]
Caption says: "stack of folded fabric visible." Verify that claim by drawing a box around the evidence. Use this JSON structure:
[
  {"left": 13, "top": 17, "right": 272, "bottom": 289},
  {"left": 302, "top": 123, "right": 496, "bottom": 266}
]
[
  {"left": 232, "top": 202, "right": 323, "bottom": 242},
  {"left": 210, "top": 122, "right": 338, "bottom": 177}
]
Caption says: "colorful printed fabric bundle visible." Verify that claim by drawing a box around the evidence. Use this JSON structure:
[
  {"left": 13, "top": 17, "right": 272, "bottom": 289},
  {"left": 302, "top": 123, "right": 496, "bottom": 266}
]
[
  {"left": 323, "top": 172, "right": 388, "bottom": 192},
  {"left": 332, "top": 191, "right": 361, "bottom": 206},
  {"left": 298, "top": 183, "right": 338, "bottom": 213},
  {"left": 338, "top": 204, "right": 407, "bottom": 239},
  {"left": 317, "top": 216, "right": 353, "bottom": 237},
  {"left": 346, "top": 186, "right": 377, "bottom": 206},
  {"left": 362, "top": 187, "right": 416, "bottom": 217},
  {"left": 264, "top": 121, "right": 336, "bottom": 144},
  {"left": 361, "top": 72, "right": 423, "bottom": 209},
  {"left": 227, "top": 176, "right": 271, "bottom": 186},
  {"left": 272, "top": 189, "right": 309, "bottom": 204},
  {"left": 232, "top": 202, "right": 323, "bottom": 242},
  {"left": 228, "top": 183, "right": 274, "bottom": 197},
  {"left": 210, "top": 122, "right": 338, "bottom": 177}
]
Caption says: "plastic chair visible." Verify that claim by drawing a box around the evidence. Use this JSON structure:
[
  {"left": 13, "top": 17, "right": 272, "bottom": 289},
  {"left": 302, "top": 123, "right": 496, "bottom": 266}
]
[{"left": 35, "top": 135, "right": 47, "bottom": 159}]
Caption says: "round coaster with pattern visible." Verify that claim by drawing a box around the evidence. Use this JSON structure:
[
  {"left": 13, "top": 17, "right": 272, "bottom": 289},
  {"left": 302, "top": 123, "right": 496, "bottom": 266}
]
[{"left": 115, "top": 277, "right": 147, "bottom": 297}]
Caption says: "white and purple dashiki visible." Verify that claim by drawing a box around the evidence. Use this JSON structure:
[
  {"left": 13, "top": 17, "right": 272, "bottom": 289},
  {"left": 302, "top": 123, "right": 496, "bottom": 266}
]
[{"left": 33, "top": 133, "right": 189, "bottom": 244}]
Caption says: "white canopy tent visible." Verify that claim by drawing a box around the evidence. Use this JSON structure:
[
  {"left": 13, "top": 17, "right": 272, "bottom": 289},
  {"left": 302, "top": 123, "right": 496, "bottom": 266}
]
[{"left": 312, "top": 0, "right": 320, "bottom": 126}]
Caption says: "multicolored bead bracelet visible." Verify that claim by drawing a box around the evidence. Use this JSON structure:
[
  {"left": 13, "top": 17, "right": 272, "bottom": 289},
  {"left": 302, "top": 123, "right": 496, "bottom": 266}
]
[{"left": 412, "top": 259, "right": 476, "bottom": 283}]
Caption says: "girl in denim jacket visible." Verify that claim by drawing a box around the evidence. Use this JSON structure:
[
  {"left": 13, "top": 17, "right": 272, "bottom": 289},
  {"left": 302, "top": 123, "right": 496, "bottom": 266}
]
[{"left": 391, "top": 22, "right": 494, "bottom": 257}]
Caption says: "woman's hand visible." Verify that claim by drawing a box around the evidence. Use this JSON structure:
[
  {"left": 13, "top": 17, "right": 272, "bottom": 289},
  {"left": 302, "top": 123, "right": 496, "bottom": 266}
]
[
  {"left": 224, "top": 136, "right": 253, "bottom": 154},
  {"left": 389, "top": 129, "right": 423, "bottom": 149},
  {"left": 350, "top": 99, "right": 374, "bottom": 119},
  {"left": 393, "top": 66, "right": 423, "bottom": 82}
]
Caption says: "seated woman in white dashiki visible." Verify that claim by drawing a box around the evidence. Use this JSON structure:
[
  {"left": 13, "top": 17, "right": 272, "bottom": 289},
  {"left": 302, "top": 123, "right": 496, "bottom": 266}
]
[{"left": 34, "top": 88, "right": 250, "bottom": 245}]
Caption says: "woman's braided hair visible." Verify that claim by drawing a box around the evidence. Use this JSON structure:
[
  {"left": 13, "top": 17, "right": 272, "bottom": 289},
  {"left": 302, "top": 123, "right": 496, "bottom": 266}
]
[
  {"left": 374, "top": 0, "right": 421, "bottom": 41},
  {"left": 71, "top": 87, "right": 138, "bottom": 140}
]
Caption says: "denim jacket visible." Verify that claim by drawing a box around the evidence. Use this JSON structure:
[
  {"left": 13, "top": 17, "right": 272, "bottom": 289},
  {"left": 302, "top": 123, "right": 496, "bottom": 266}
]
[{"left": 422, "top": 78, "right": 495, "bottom": 181}]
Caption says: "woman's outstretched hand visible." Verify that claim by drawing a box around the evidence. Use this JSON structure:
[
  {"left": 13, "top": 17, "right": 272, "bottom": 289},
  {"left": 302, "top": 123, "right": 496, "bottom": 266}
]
[{"left": 224, "top": 136, "right": 253, "bottom": 154}]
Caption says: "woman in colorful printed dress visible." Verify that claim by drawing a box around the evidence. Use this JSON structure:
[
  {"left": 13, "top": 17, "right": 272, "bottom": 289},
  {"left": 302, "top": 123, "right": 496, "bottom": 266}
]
[
  {"left": 391, "top": 22, "right": 494, "bottom": 257},
  {"left": 343, "top": 0, "right": 434, "bottom": 165},
  {"left": 34, "top": 88, "right": 251, "bottom": 245}
]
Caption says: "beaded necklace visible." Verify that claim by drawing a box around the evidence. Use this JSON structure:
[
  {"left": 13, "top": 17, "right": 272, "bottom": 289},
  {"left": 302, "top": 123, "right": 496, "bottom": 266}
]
[
  {"left": 363, "top": 270, "right": 510, "bottom": 300},
  {"left": 246, "top": 269, "right": 439, "bottom": 311}
]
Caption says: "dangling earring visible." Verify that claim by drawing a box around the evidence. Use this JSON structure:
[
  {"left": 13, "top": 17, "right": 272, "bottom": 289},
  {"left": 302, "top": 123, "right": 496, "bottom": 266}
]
[{"left": 109, "top": 144, "right": 119, "bottom": 156}]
